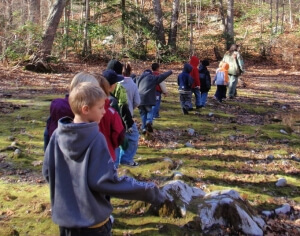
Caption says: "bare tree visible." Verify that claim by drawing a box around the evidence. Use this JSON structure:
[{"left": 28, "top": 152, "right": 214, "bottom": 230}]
[
  {"left": 226, "top": 0, "right": 234, "bottom": 48},
  {"left": 82, "top": 0, "right": 91, "bottom": 56},
  {"left": 121, "top": 0, "right": 125, "bottom": 47},
  {"left": 168, "top": 0, "right": 180, "bottom": 51},
  {"left": 275, "top": 0, "right": 279, "bottom": 33},
  {"left": 2, "top": 0, "right": 13, "bottom": 60},
  {"left": 288, "top": 0, "right": 293, "bottom": 28},
  {"left": 152, "top": 0, "right": 166, "bottom": 46},
  {"left": 28, "top": 0, "right": 41, "bottom": 24}
]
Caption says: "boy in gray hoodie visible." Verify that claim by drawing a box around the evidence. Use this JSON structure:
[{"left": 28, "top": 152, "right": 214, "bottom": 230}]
[{"left": 43, "top": 82, "right": 166, "bottom": 235}]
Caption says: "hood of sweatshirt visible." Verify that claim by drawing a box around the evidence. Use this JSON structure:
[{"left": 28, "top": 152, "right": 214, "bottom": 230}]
[
  {"left": 189, "top": 56, "right": 200, "bottom": 67},
  {"left": 199, "top": 64, "right": 207, "bottom": 73},
  {"left": 221, "top": 62, "right": 229, "bottom": 71},
  {"left": 183, "top": 63, "right": 193, "bottom": 73},
  {"left": 56, "top": 117, "right": 100, "bottom": 161}
]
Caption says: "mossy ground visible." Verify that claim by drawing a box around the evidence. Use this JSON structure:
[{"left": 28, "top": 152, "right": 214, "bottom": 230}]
[{"left": 0, "top": 67, "right": 300, "bottom": 235}]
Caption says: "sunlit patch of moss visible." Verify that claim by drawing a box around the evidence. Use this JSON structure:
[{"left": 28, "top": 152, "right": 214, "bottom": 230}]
[
  {"left": 0, "top": 181, "right": 57, "bottom": 235},
  {"left": 260, "top": 124, "right": 297, "bottom": 140}
]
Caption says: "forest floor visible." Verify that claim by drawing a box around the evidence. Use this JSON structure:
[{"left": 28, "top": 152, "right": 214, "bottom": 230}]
[{"left": 0, "top": 58, "right": 300, "bottom": 235}]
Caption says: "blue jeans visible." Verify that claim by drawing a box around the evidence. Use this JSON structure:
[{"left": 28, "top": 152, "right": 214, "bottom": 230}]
[
  {"left": 139, "top": 105, "right": 153, "bottom": 130},
  {"left": 119, "top": 123, "right": 139, "bottom": 165},
  {"left": 114, "top": 147, "right": 121, "bottom": 168},
  {"left": 191, "top": 88, "right": 201, "bottom": 107},
  {"left": 200, "top": 92, "right": 208, "bottom": 107},
  {"left": 179, "top": 92, "right": 192, "bottom": 111},
  {"left": 152, "top": 92, "right": 162, "bottom": 118},
  {"left": 228, "top": 75, "right": 238, "bottom": 97}
]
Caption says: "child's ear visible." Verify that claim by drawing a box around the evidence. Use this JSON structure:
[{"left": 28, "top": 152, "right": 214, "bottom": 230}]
[{"left": 81, "top": 105, "right": 89, "bottom": 114}]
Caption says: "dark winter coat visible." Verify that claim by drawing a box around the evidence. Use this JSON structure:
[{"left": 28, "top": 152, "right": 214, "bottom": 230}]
[
  {"left": 177, "top": 63, "right": 194, "bottom": 92},
  {"left": 199, "top": 64, "right": 211, "bottom": 93},
  {"left": 135, "top": 69, "right": 172, "bottom": 106}
]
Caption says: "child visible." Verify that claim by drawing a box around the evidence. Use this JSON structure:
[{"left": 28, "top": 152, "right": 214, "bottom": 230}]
[
  {"left": 213, "top": 61, "right": 229, "bottom": 103},
  {"left": 135, "top": 66, "right": 172, "bottom": 134},
  {"left": 198, "top": 59, "right": 211, "bottom": 108},
  {"left": 118, "top": 62, "right": 140, "bottom": 167},
  {"left": 151, "top": 63, "right": 168, "bottom": 119},
  {"left": 189, "top": 56, "right": 201, "bottom": 109},
  {"left": 178, "top": 63, "right": 194, "bottom": 115},
  {"left": 43, "top": 82, "right": 166, "bottom": 235},
  {"left": 45, "top": 72, "right": 125, "bottom": 162}
]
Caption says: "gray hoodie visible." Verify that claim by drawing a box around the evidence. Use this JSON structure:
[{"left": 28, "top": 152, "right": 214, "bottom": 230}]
[{"left": 43, "top": 117, "right": 165, "bottom": 228}]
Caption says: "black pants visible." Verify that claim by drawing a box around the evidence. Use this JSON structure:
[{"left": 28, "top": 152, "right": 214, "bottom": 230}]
[
  {"left": 59, "top": 219, "right": 112, "bottom": 236},
  {"left": 215, "top": 85, "right": 227, "bottom": 102}
]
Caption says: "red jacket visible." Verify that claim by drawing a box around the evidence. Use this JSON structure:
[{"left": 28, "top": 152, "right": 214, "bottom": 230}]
[
  {"left": 153, "top": 71, "right": 162, "bottom": 93},
  {"left": 189, "top": 56, "right": 200, "bottom": 88},
  {"left": 98, "top": 99, "right": 125, "bottom": 161}
]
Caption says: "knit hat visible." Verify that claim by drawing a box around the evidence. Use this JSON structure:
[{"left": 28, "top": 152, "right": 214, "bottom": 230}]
[
  {"left": 107, "top": 59, "right": 123, "bottom": 75},
  {"left": 102, "top": 69, "right": 124, "bottom": 85}
]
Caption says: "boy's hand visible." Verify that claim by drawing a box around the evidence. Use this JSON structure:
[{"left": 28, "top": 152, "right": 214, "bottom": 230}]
[{"left": 127, "top": 127, "right": 133, "bottom": 134}]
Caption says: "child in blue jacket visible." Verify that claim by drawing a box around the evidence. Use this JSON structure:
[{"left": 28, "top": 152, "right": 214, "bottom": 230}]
[{"left": 178, "top": 63, "right": 194, "bottom": 114}]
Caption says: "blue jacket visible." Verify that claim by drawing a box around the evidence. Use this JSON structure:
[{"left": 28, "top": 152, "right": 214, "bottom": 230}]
[
  {"left": 43, "top": 117, "right": 165, "bottom": 228},
  {"left": 178, "top": 63, "right": 193, "bottom": 92}
]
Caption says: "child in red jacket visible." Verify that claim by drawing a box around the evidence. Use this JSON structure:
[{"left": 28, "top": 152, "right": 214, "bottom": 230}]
[{"left": 189, "top": 56, "right": 201, "bottom": 109}]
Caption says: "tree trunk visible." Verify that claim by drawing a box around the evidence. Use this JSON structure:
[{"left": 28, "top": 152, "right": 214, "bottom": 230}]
[
  {"left": 2, "top": 0, "right": 13, "bottom": 62},
  {"left": 121, "top": 0, "right": 126, "bottom": 47},
  {"left": 22, "top": 0, "right": 28, "bottom": 25},
  {"left": 168, "top": 0, "right": 180, "bottom": 51},
  {"left": 189, "top": 0, "right": 194, "bottom": 56},
  {"left": 226, "top": 0, "right": 234, "bottom": 49},
  {"left": 28, "top": 0, "right": 41, "bottom": 24},
  {"left": 281, "top": 0, "right": 285, "bottom": 33},
  {"left": 152, "top": 0, "right": 166, "bottom": 46},
  {"left": 40, "top": 0, "right": 67, "bottom": 59},
  {"left": 288, "top": 0, "right": 293, "bottom": 28},
  {"left": 275, "top": 0, "right": 279, "bottom": 33},
  {"left": 219, "top": 0, "right": 226, "bottom": 34},
  {"left": 82, "top": 0, "right": 91, "bottom": 56},
  {"left": 64, "top": 0, "right": 70, "bottom": 58},
  {"left": 270, "top": 0, "right": 273, "bottom": 27}
]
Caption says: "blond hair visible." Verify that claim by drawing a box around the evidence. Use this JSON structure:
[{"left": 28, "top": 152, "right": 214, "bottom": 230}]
[
  {"left": 70, "top": 72, "right": 99, "bottom": 91},
  {"left": 93, "top": 73, "right": 110, "bottom": 96},
  {"left": 69, "top": 82, "right": 107, "bottom": 115},
  {"left": 219, "top": 61, "right": 224, "bottom": 68}
]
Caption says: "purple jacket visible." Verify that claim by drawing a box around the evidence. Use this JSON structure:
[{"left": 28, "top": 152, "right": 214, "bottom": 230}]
[{"left": 47, "top": 95, "right": 74, "bottom": 137}]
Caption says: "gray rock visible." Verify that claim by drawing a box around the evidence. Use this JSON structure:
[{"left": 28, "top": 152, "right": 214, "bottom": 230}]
[
  {"left": 280, "top": 129, "right": 288, "bottom": 135},
  {"left": 266, "top": 155, "right": 274, "bottom": 161},
  {"left": 275, "top": 203, "right": 290, "bottom": 214},
  {"left": 8, "top": 136, "right": 15, "bottom": 141},
  {"left": 208, "top": 112, "right": 214, "bottom": 117},
  {"left": 173, "top": 171, "right": 183, "bottom": 180},
  {"left": 198, "top": 189, "right": 265, "bottom": 236},
  {"left": 11, "top": 141, "right": 17, "bottom": 147},
  {"left": 185, "top": 141, "right": 194, "bottom": 148},
  {"left": 262, "top": 210, "right": 273, "bottom": 217},
  {"left": 163, "top": 157, "right": 173, "bottom": 165},
  {"left": 14, "top": 149, "right": 21, "bottom": 157},
  {"left": 229, "top": 135, "right": 237, "bottom": 141},
  {"left": 291, "top": 155, "right": 300, "bottom": 162},
  {"left": 276, "top": 178, "right": 287, "bottom": 187},
  {"left": 161, "top": 180, "right": 205, "bottom": 205},
  {"left": 187, "top": 128, "right": 195, "bottom": 136}
]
